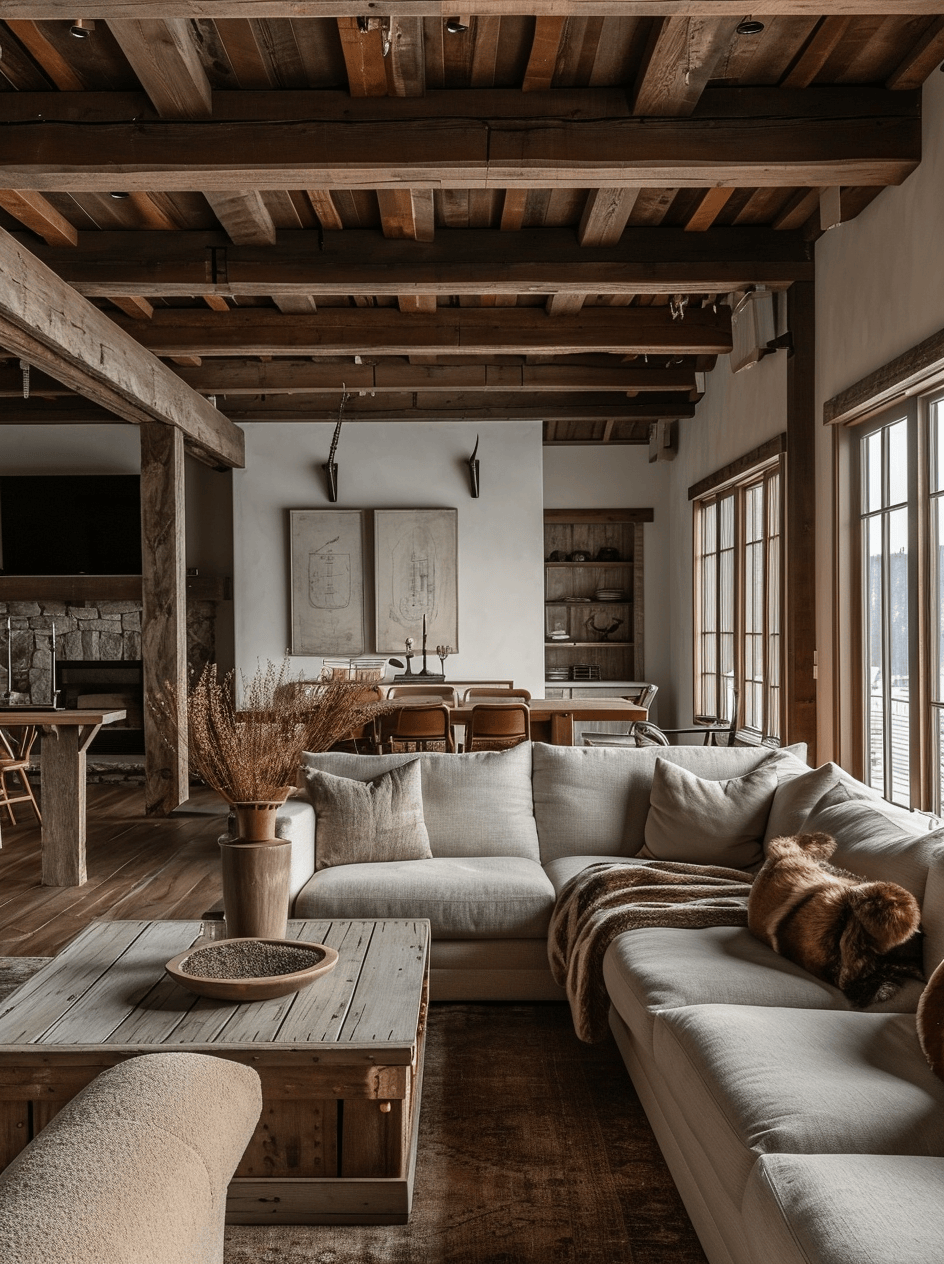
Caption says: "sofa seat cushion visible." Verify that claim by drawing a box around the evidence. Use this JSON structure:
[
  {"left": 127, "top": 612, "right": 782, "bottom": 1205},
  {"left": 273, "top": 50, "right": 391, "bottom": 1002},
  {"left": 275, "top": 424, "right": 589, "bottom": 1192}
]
[
  {"left": 300, "top": 744, "right": 540, "bottom": 861},
  {"left": 532, "top": 743, "right": 807, "bottom": 864},
  {"left": 653, "top": 1004, "right": 944, "bottom": 1210},
  {"left": 743, "top": 1153, "right": 944, "bottom": 1264},
  {"left": 603, "top": 927, "right": 925, "bottom": 1053},
  {"left": 294, "top": 855, "right": 555, "bottom": 939},
  {"left": 544, "top": 854, "right": 650, "bottom": 898}
]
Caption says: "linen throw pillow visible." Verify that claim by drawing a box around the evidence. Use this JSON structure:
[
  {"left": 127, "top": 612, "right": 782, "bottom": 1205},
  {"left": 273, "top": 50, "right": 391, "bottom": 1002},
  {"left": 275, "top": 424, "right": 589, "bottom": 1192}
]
[
  {"left": 642, "top": 757, "right": 777, "bottom": 870},
  {"left": 305, "top": 759, "right": 432, "bottom": 870}
]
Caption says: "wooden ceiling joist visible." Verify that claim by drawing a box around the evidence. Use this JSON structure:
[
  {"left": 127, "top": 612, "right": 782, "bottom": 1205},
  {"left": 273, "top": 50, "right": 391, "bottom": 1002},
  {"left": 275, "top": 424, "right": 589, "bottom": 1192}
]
[
  {"left": 631, "top": 17, "right": 741, "bottom": 116},
  {"left": 107, "top": 19, "right": 213, "bottom": 118},
  {"left": 0, "top": 93, "right": 918, "bottom": 191},
  {"left": 0, "top": 191, "right": 77, "bottom": 247},
  {"left": 0, "top": 227, "right": 244, "bottom": 468},
  {"left": 109, "top": 305, "right": 733, "bottom": 357},
  {"left": 20, "top": 228, "right": 814, "bottom": 297},
  {"left": 215, "top": 394, "right": 700, "bottom": 424},
  {"left": 5, "top": 3, "right": 942, "bottom": 16}
]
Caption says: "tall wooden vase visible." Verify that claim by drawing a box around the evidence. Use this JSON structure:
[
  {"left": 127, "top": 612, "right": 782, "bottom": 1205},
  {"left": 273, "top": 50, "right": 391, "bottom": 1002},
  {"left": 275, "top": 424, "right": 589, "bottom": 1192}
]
[{"left": 219, "top": 797, "right": 292, "bottom": 940}]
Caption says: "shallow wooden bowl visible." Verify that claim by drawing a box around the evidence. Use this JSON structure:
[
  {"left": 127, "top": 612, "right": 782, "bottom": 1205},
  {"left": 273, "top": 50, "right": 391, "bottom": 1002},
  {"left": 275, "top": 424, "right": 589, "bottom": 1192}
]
[{"left": 165, "top": 937, "right": 339, "bottom": 1002}]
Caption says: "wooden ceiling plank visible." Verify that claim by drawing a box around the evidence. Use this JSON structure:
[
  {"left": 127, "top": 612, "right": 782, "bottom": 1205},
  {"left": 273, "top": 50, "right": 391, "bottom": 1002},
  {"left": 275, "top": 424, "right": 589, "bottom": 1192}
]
[
  {"left": 377, "top": 189, "right": 436, "bottom": 242},
  {"left": 577, "top": 188, "right": 639, "bottom": 246},
  {"left": 170, "top": 354, "right": 203, "bottom": 367},
  {"left": 886, "top": 16, "right": 944, "bottom": 90},
  {"left": 684, "top": 186, "right": 736, "bottom": 231},
  {"left": 306, "top": 190, "right": 344, "bottom": 230},
  {"left": 337, "top": 16, "right": 389, "bottom": 97},
  {"left": 0, "top": 226, "right": 243, "bottom": 467},
  {"left": 1, "top": 102, "right": 917, "bottom": 189},
  {"left": 213, "top": 18, "right": 278, "bottom": 89},
  {"left": 0, "top": 31, "right": 55, "bottom": 90},
  {"left": 470, "top": 16, "right": 502, "bottom": 88},
  {"left": 24, "top": 225, "right": 814, "bottom": 294},
  {"left": 107, "top": 19, "right": 212, "bottom": 118},
  {"left": 126, "top": 192, "right": 183, "bottom": 231},
  {"left": 0, "top": 191, "right": 77, "bottom": 248},
  {"left": 202, "top": 295, "right": 229, "bottom": 311},
  {"left": 500, "top": 189, "right": 528, "bottom": 230},
  {"left": 109, "top": 305, "right": 733, "bottom": 357},
  {"left": 631, "top": 16, "right": 741, "bottom": 116},
  {"left": 387, "top": 17, "right": 426, "bottom": 96},
  {"left": 398, "top": 295, "right": 439, "bottom": 313},
  {"left": 111, "top": 295, "right": 155, "bottom": 321},
  {"left": 204, "top": 191, "right": 277, "bottom": 245},
  {"left": 272, "top": 294, "right": 318, "bottom": 313},
  {"left": 781, "top": 16, "right": 853, "bottom": 89},
  {"left": 523, "top": 17, "right": 567, "bottom": 91},
  {"left": 546, "top": 292, "right": 588, "bottom": 316},
  {"left": 5, "top": 3, "right": 944, "bottom": 14},
  {"left": 4, "top": 21, "right": 86, "bottom": 92},
  {"left": 771, "top": 187, "right": 822, "bottom": 231}
]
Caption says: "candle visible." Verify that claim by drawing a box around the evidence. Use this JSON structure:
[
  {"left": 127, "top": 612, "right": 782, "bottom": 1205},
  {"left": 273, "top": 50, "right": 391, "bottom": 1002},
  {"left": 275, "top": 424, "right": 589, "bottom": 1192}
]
[
  {"left": 5, "top": 616, "right": 10, "bottom": 701},
  {"left": 50, "top": 620, "right": 56, "bottom": 706}
]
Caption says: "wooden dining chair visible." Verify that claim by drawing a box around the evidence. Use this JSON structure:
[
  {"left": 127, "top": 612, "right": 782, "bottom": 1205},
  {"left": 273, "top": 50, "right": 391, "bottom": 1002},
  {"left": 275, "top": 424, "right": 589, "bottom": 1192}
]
[
  {"left": 0, "top": 726, "right": 42, "bottom": 825},
  {"left": 387, "top": 703, "right": 456, "bottom": 753},
  {"left": 386, "top": 684, "right": 459, "bottom": 705},
  {"left": 461, "top": 687, "right": 532, "bottom": 702},
  {"left": 466, "top": 703, "right": 531, "bottom": 752}
]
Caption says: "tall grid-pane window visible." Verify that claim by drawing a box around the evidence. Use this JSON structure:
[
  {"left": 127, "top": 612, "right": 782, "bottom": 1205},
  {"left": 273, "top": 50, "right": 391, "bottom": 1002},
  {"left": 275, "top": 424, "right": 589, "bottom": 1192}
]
[
  {"left": 930, "top": 398, "right": 944, "bottom": 812},
  {"left": 860, "top": 415, "right": 911, "bottom": 806},
  {"left": 694, "top": 458, "right": 783, "bottom": 740}
]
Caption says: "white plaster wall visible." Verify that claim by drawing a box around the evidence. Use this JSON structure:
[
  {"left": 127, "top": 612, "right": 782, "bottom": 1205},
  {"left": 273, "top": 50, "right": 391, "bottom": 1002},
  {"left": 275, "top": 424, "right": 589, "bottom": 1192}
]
[
  {"left": 542, "top": 445, "right": 671, "bottom": 722},
  {"left": 814, "top": 69, "right": 944, "bottom": 763},
  {"left": 0, "top": 424, "right": 140, "bottom": 473},
  {"left": 233, "top": 421, "right": 546, "bottom": 694},
  {"left": 667, "top": 349, "right": 788, "bottom": 726}
]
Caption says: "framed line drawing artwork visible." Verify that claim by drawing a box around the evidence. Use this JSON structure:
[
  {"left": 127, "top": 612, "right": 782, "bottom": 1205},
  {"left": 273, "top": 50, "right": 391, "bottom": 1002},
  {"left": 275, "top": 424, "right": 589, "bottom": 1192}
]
[
  {"left": 374, "top": 508, "right": 458, "bottom": 653},
  {"left": 289, "top": 509, "right": 366, "bottom": 655}
]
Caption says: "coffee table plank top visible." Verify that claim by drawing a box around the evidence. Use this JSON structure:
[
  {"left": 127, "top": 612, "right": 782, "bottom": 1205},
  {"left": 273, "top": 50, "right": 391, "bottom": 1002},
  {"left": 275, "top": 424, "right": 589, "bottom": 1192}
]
[{"left": 0, "top": 919, "right": 429, "bottom": 1061}]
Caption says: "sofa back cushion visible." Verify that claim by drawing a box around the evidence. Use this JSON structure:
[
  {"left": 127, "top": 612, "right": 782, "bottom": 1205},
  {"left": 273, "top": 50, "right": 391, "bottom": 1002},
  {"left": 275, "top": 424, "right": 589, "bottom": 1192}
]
[
  {"left": 299, "top": 743, "right": 540, "bottom": 861},
  {"left": 532, "top": 743, "right": 806, "bottom": 864}
]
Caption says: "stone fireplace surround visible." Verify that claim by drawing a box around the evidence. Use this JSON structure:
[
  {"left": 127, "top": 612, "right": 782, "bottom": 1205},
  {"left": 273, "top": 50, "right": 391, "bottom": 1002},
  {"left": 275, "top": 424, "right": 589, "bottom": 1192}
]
[{"left": 0, "top": 597, "right": 217, "bottom": 757}]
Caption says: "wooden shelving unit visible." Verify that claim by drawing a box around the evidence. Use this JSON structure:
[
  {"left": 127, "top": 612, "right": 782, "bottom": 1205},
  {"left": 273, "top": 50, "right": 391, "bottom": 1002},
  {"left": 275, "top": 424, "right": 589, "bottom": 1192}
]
[{"left": 543, "top": 508, "right": 652, "bottom": 687}]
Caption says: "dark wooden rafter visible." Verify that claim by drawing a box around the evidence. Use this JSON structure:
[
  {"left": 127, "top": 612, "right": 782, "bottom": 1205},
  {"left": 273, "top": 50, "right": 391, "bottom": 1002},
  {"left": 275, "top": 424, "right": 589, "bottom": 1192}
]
[
  {"left": 631, "top": 16, "right": 741, "bottom": 116},
  {"left": 0, "top": 91, "right": 919, "bottom": 191},
  {"left": 0, "top": 226, "right": 244, "bottom": 467},
  {"left": 6, "top": 3, "right": 944, "bottom": 15},
  {"left": 17, "top": 227, "right": 814, "bottom": 296},
  {"left": 107, "top": 305, "right": 732, "bottom": 356}
]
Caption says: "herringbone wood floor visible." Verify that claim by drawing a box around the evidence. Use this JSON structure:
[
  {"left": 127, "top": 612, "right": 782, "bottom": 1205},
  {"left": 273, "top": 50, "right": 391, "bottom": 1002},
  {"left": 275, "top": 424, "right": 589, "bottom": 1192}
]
[{"left": 0, "top": 785, "right": 227, "bottom": 957}]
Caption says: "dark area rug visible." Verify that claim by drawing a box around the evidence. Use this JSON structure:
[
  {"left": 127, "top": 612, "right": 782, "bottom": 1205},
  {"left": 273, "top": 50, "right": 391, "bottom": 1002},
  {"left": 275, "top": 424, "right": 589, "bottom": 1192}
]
[{"left": 224, "top": 1003, "right": 707, "bottom": 1264}]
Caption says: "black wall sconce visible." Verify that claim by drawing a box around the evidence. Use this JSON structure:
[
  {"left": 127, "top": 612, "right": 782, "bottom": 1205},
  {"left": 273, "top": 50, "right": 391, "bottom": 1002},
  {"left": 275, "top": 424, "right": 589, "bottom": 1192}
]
[
  {"left": 323, "top": 389, "right": 348, "bottom": 502},
  {"left": 467, "top": 435, "right": 480, "bottom": 497}
]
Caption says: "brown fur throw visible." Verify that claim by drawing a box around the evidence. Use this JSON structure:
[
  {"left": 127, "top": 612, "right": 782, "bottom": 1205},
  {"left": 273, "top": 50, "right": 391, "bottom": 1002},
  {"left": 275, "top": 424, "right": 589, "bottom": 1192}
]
[
  {"left": 918, "top": 960, "right": 944, "bottom": 1080},
  {"left": 549, "top": 860, "right": 753, "bottom": 1043},
  {"left": 748, "top": 832, "right": 924, "bottom": 1006}
]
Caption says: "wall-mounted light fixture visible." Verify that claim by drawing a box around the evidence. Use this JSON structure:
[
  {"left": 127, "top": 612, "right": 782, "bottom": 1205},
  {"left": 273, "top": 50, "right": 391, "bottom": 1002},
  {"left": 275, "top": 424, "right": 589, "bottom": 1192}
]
[
  {"left": 467, "top": 434, "right": 480, "bottom": 498},
  {"left": 735, "top": 17, "right": 765, "bottom": 35},
  {"left": 446, "top": 16, "right": 470, "bottom": 33},
  {"left": 70, "top": 18, "right": 95, "bottom": 37},
  {"left": 323, "top": 388, "right": 348, "bottom": 503}
]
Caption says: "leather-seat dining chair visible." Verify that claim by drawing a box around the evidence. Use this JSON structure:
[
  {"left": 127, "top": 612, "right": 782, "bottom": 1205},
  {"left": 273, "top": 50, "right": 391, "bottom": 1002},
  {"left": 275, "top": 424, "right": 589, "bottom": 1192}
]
[
  {"left": 387, "top": 703, "right": 457, "bottom": 753},
  {"left": 465, "top": 703, "right": 531, "bottom": 752}
]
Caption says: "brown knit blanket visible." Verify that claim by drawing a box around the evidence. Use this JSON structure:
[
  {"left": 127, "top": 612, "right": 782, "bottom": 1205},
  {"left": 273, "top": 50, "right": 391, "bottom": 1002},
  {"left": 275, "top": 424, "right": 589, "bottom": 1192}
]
[{"left": 548, "top": 859, "right": 753, "bottom": 1043}]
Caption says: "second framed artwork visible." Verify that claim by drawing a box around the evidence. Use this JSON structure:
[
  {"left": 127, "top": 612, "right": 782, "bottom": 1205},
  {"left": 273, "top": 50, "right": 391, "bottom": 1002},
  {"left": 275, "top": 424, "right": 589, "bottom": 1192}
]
[{"left": 289, "top": 508, "right": 458, "bottom": 656}]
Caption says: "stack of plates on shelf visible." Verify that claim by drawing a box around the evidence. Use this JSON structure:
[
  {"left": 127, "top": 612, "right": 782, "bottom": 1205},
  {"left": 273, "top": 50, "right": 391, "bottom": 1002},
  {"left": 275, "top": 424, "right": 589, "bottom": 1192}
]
[
  {"left": 547, "top": 629, "right": 570, "bottom": 641},
  {"left": 546, "top": 668, "right": 570, "bottom": 681},
  {"left": 595, "top": 588, "right": 626, "bottom": 602}
]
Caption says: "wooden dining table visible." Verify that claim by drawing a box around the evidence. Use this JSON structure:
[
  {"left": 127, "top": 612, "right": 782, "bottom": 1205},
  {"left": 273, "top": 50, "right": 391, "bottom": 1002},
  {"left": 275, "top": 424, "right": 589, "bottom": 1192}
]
[
  {"left": 0, "top": 707, "right": 126, "bottom": 887},
  {"left": 393, "top": 696, "right": 645, "bottom": 747}
]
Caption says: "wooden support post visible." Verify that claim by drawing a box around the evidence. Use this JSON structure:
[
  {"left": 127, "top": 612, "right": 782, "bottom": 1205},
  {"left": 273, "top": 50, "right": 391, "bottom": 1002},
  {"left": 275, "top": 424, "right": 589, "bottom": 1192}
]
[
  {"left": 40, "top": 727, "right": 87, "bottom": 886},
  {"left": 141, "top": 422, "right": 188, "bottom": 815},
  {"left": 785, "top": 279, "right": 817, "bottom": 761}
]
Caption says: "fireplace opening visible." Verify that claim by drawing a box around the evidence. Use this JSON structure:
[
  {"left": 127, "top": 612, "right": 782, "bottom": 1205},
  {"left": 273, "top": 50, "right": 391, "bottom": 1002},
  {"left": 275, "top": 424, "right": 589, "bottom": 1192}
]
[{"left": 56, "top": 659, "right": 144, "bottom": 754}]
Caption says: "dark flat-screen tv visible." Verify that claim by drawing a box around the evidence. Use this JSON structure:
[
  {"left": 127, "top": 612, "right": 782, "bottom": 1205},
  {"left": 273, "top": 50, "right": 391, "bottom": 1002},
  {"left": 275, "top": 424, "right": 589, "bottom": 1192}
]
[{"left": 0, "top": 475, "right": 141, "bottom": 575}]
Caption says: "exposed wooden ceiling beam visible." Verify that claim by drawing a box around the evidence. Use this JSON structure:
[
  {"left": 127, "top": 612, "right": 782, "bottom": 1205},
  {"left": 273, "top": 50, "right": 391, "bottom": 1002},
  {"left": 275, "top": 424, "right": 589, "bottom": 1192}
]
[
  {"left": 336, "top": 16, "right": 390, "bottom": 96},
  {"left": 631, "top": 17, "right": 740, "bottom": 116},
  {"left": 0, "top": 361, "right": 699, "bottom": 395},
  {"left": 0, "top": 191, "right": 77, "bottom": 247},
  {"left": 18, "top": 227, "right": 814, "bottom": 296},
  {"left": 203, "top": 191, "right": 277, "bottom": 244},
  {"left": 6, "top": 3, "right": 941, "bottom": 17},
  {"left": 106, "top": 19, "right": 213, "bottom": 117},
  {"left": 577, "top": 189, "right": 639, "bottom": 247},
  {"left": 0, "top": 93, "right": 918, "bottom": 190},
  {"left": 216, "top": 393, "right": 700, "bottom": 422},
  {"left": 523, "top": 17, "right": 566, "bottom": 92},
  {"left": 108, "top": 305, "right": 732, "bottom": 356},
  {"left": 780, "top": 17, "right": 852, "bottom": 90},
  {"left": 886, "top": 16, "right": 944, "bottom": 91},
  {"left": 685, "top": 187, "right": 736, "bottom": 231},
  {"left": 4, "top": 21, "right": 85, "bottom": 91},
  {"left": 0, "top": 227, "right": 244, "bottom": 468}
]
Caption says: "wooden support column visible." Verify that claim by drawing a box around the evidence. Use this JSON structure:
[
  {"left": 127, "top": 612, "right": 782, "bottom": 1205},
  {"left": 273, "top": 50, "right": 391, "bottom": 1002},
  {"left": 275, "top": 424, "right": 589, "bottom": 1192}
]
[
  {"left": 785, "top": 279, "right": 817, "bottom": 761},
  {"left": 141, "top": 422, "right": 188, "bottom": 815}
]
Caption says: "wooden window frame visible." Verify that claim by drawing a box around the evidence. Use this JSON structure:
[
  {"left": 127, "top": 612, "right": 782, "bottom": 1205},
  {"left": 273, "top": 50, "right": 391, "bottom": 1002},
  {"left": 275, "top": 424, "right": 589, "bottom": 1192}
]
[{"left": 691, "top": 438, "right": 786, "bottom": 742}]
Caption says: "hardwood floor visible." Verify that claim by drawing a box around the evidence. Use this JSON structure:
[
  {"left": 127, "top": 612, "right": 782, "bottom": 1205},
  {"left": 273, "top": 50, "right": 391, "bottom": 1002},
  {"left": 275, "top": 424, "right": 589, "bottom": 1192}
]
[{"left": 0, "top": 785, "right": 227, "bottom": 957}]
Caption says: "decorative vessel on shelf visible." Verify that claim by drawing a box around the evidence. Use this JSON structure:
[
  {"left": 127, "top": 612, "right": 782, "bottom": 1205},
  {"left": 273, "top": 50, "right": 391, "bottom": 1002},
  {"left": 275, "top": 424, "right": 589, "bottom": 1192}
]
[{"left": 165, "top": 936, "right": 339, "bottom": 1002}]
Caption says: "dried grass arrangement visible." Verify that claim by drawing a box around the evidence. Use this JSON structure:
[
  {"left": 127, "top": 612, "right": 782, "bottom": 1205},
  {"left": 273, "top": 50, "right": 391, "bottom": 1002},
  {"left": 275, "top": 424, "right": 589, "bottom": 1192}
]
[{"left": 171, "top": 660, "right": 391, "bottom": 804}]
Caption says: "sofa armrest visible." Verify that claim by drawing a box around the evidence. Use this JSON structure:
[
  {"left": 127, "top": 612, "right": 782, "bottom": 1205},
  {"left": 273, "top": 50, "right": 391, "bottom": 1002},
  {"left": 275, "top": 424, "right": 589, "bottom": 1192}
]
[
  {"left": 276, "top": 797, "right": 317, "bottom": 907},
  {"left": 0, "top": 1051, "right": 261, "bottom": 1264}
]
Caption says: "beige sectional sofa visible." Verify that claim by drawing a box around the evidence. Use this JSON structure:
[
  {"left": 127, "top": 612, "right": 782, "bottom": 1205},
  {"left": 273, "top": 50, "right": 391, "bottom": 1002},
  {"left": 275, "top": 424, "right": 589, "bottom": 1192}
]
[
  {"left": 0, "top": 1051, "right": 262, "bottom": 1264},
  {"left": 272, "top": 740, "right": 944, "bottom": 1264}
]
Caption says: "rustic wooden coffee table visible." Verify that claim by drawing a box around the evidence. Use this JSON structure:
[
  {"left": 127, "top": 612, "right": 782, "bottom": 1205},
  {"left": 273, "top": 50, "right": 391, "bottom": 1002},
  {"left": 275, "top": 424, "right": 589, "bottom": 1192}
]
[{"left": 0, "top": 917, "right": 429, "bottom": 1225}]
